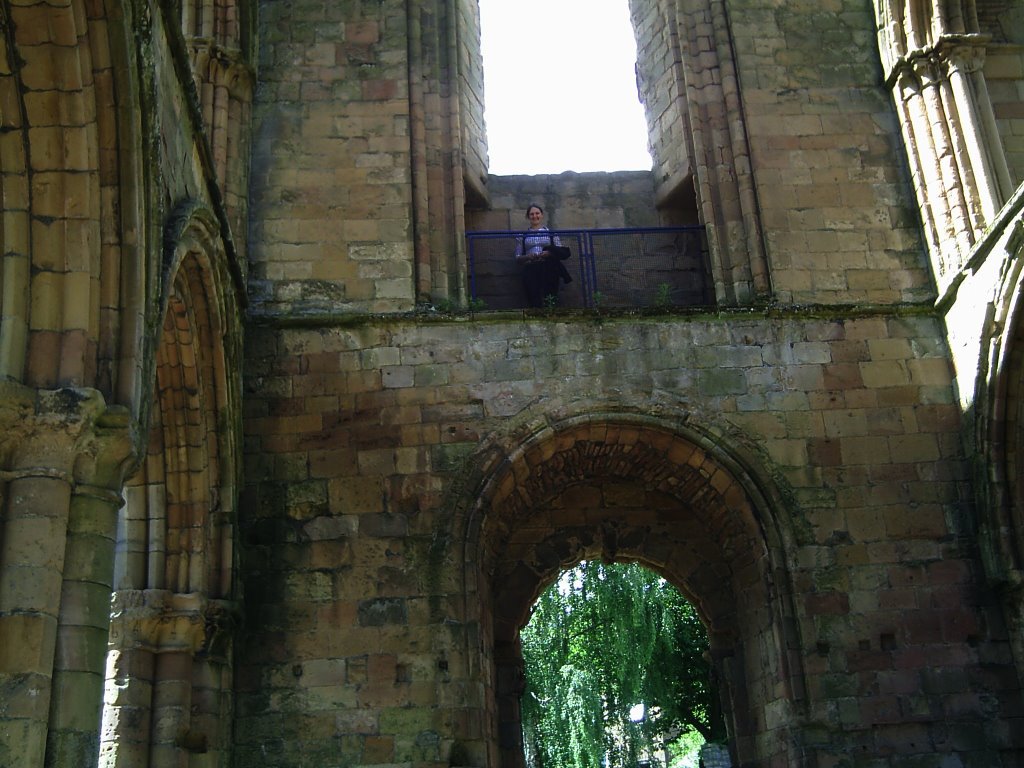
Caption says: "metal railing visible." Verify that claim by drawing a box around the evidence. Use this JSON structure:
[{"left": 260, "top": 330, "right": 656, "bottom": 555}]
[{"left": 466, "top": 226, "right": 713, "bottom": 310}]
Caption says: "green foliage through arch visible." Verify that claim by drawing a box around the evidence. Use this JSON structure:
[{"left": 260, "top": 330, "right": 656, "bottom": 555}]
[{"left": 520, "top": 561, "right": 725, "bottom": 768}]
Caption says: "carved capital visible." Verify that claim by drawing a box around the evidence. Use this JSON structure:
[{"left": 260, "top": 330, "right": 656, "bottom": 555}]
[
  {"left": 893, "top": 63, "right": 923, "bottom": 101},
  {"left": 910, "top": 53, "right": 942, "bottom": 88},
  {"left": 0, "top": 386, "right": 137, "bottom": 487},
  {"left": 108, "top": 589, "right": 240, "bottom": 659},
  {"left": 928, "top": 36, "right": 989, "bottom": 84},
  {"left": 884, "top": 32, "right": 990, "bottom": 91}
]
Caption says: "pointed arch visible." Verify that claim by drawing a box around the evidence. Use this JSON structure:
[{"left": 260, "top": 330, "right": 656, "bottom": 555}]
[
  {"left": 970, "top": 190, "right": 1024, "bottom": 695},
  {"left": 436, "top": 407, "right": 808, "bottom": 768},
  {"left": 976, "top": 207, "right": 1024, "bottom": 579},
  {"left": 101, "top": 202, "right": 242, "bottom": 767}
]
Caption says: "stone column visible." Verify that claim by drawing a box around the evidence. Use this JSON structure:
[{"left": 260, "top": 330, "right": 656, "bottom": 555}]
[
  {"left": 494, "top": 640, "right": 526, "bottom": 768},
  {"left": 99, "top": 643, "right": 156, "bottom": 768},
  {"left": 943, "top": 42, "right": 1012, "bottom": 221},
  {"left": 188, "top": 602, "right": 236, "bottom": 766},
  {"left": 0, "top": 388, "right": 129, "bottom": 768},
  {"left": 45, "top": 410, "right": 134, "bottom": 768},
  {"left": 875, "top": 0, "right": 1015, "bottom": 289},
  {"left": 0, "top": 466, "right": 74, "bottom": 768},
  {"left": 915, "top": 55, "right": 976, "bottom": 259},
  {"left": 100, "top": 591, "right": 234, "bottom": 768},
  {"left": 893, "top": 67, "right": 945, "bottom": 268},
  {"left": 149, "top": 649, "right": 194, "bottom": 768}
]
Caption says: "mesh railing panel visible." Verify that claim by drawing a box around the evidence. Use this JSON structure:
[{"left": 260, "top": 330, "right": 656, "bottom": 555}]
[{"left": 467, "top": 227, "right": 712, "bottom": 310}]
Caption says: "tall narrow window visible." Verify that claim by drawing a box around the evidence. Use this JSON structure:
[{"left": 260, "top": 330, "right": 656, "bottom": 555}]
[{"left": 479, "top": 0, "right": 652, "bottom": 175}]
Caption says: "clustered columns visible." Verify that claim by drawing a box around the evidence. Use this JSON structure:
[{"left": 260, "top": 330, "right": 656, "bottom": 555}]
[
  {"left": 629, "top": 0, "right": 770, "bottom": 305},
  {"left": 874, "top": 0, "right": 1014, "bottom": 291},
  {"left": 184, "top": 0, "right": 254, "bottom": 265},
  {"left": 0, "top": 391, "right": 133, "bottom": 768},
  {"left": 407, "top": 0, "right": 471, "bottom": 306},
  {"left": 98, "top": 209, "right": 242, "bottom": 768}
]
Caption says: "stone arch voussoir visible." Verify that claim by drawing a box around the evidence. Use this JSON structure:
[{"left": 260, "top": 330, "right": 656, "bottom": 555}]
[
  {"left": 439, "top": 403, "right": 807, "bottom": 768},
  {"left": 978, "top": 224, "right": 1024, "bottom": 581}
]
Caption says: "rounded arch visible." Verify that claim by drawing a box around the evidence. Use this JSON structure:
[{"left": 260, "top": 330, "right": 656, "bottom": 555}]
[
  {"left": 0, "top": 0, "right": 159, "bottom": 421},
  {"left": 439, "top": 407, "right": 808, "bottom": 768}
]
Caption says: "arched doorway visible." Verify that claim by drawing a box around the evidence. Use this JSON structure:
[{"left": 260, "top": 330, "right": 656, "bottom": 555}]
[
  {"left": 454, "top": 413, "right": 807, "bottom": 768},
  {"left": 519, "top": 559, "right": 723, "bottom": 767}
]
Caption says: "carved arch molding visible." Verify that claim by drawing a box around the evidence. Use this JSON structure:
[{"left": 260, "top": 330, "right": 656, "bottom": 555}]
[
  {"left": 101, "top": 204, "right": 241, "bottom": 768},
  {"left": 451, "top": 415, "right": 806, "bottom": 768},
  {"left": 980, "top": 213, "right": 1024, "bottom": 578}
]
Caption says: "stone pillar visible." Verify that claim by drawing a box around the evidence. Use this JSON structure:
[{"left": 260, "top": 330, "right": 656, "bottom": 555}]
[
  {"left": 98, "top": 645, "right": 155, "bottom": 768},
  {"left": 892, "top": 66, "right": 947, "bottom": 272},
  {"left": 0, "top": 388, "right": 131, "bottom": 768},
  {"left": 46, "top": 413, "right": 134, "bottom": 768},
  {"left": 149, "top": 650, "right": 194, "bottom": 767},
  {"left": 99, "top": 591, "right": 236, "bottom": 768},
  {"left": 188, "top": 602, "right": 236, "bottom": 766},
  {"left": 875, "top": 0, "right": 1014, "bottom": 290},
  {"left": 0, "top": 467, "right": 74, "bottom": 768},
  {"left": 943, "top": 43, "right": 1013, "bottom": 219},
  {"left": 708, "top": 643, "right": 743, "bottom": 765},
  {"left": 493, "top": 640, "right": 526, "bottom": 768}
]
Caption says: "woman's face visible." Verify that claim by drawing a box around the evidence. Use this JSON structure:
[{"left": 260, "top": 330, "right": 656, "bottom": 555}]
[{"left": 527, "top": 207, "right": 544, "bottom": 227}]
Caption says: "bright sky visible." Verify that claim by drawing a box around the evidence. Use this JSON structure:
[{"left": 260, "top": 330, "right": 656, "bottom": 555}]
[{"left": 478, "top": 0, "right": 653, "bottom": 175}]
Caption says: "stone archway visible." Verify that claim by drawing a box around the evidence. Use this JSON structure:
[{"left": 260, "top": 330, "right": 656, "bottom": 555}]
[
  {"left": 99, "top": 206, "right": 242, "bottom": 768},
  {"left": 458, "top": 414, "right": 806, "bottom": 768},
  {"left": 976, "top": 225, "right": 1024, "bottom": 689}
]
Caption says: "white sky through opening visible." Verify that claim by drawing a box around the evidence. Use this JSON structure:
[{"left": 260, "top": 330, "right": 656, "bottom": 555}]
[{"left": 479, "top": 0, "right": 653, "bottom": 175}]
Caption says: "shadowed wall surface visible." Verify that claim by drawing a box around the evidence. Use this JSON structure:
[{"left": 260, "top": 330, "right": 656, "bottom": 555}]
[{"left": 1, "top": 0, "right": 1024, "bottom": 766}]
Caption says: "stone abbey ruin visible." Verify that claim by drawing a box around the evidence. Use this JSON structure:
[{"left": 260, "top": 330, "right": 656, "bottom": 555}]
[{"left": 1, "top": 0, "right": 1024, "bottom": 766}]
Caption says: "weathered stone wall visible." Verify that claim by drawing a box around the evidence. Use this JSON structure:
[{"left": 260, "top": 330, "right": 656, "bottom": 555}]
[
  {"left": 980, "top": 0, "right": 1024, "bottom": 186},
  {"left": 467, "top": 172, "right": 661, "bottom": 232},
  {"left": 250, "top": 0, "right": 417, "bottom": 314},
  {"left": 978, "top": 0, "right": 1024, "bottom": 37},
  {"left": 628, "top": 0, "right": 692, "bottom": 206},
  {"left": 727, "top": 0, "right": 931, "bottom": 305},
  {"left": 249, "top": 0, "right": 483, "bottom": 315},
  {"left": 0, "top": 0, "right": 248, "bottom": 765},
  {"left": 7, "top": 0, "right": 1024, "bottom": 765},
  {"left": 235, "top": 0, "right": 1024, "bottom": 765},
  {"left": 987, "top": 44, "right": 1024, "bottom": 186},
  {"left": 457, "top": 0, "right": 489, "bottom": 202},
  {"left": 237, "top": 310, "right": 1023, "bottom": 766},
  {"left": 628, "top": 0, "right": 933, "bottom": 306}
]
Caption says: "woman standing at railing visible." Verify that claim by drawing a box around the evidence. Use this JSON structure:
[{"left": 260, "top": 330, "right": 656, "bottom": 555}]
[{"left": 514, "top": 204, "right": 571, "bottom": 307}]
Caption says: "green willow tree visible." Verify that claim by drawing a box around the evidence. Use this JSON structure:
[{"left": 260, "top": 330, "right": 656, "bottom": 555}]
[{"left": 520, "top": 561, "right": 725, "bottom": 768}]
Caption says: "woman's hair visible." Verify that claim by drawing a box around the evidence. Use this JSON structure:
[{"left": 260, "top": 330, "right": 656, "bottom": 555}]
[{"left": 525, "top": 204, "right": 544, "bottom": 217}]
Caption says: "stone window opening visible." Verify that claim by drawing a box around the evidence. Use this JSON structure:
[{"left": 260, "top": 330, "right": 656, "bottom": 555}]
[
  {"left": 476, "top": 0, "right": 652, "bottom": 177},
  {"left": 461, "top": 0, "right": 767, "bottom": 309}
]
